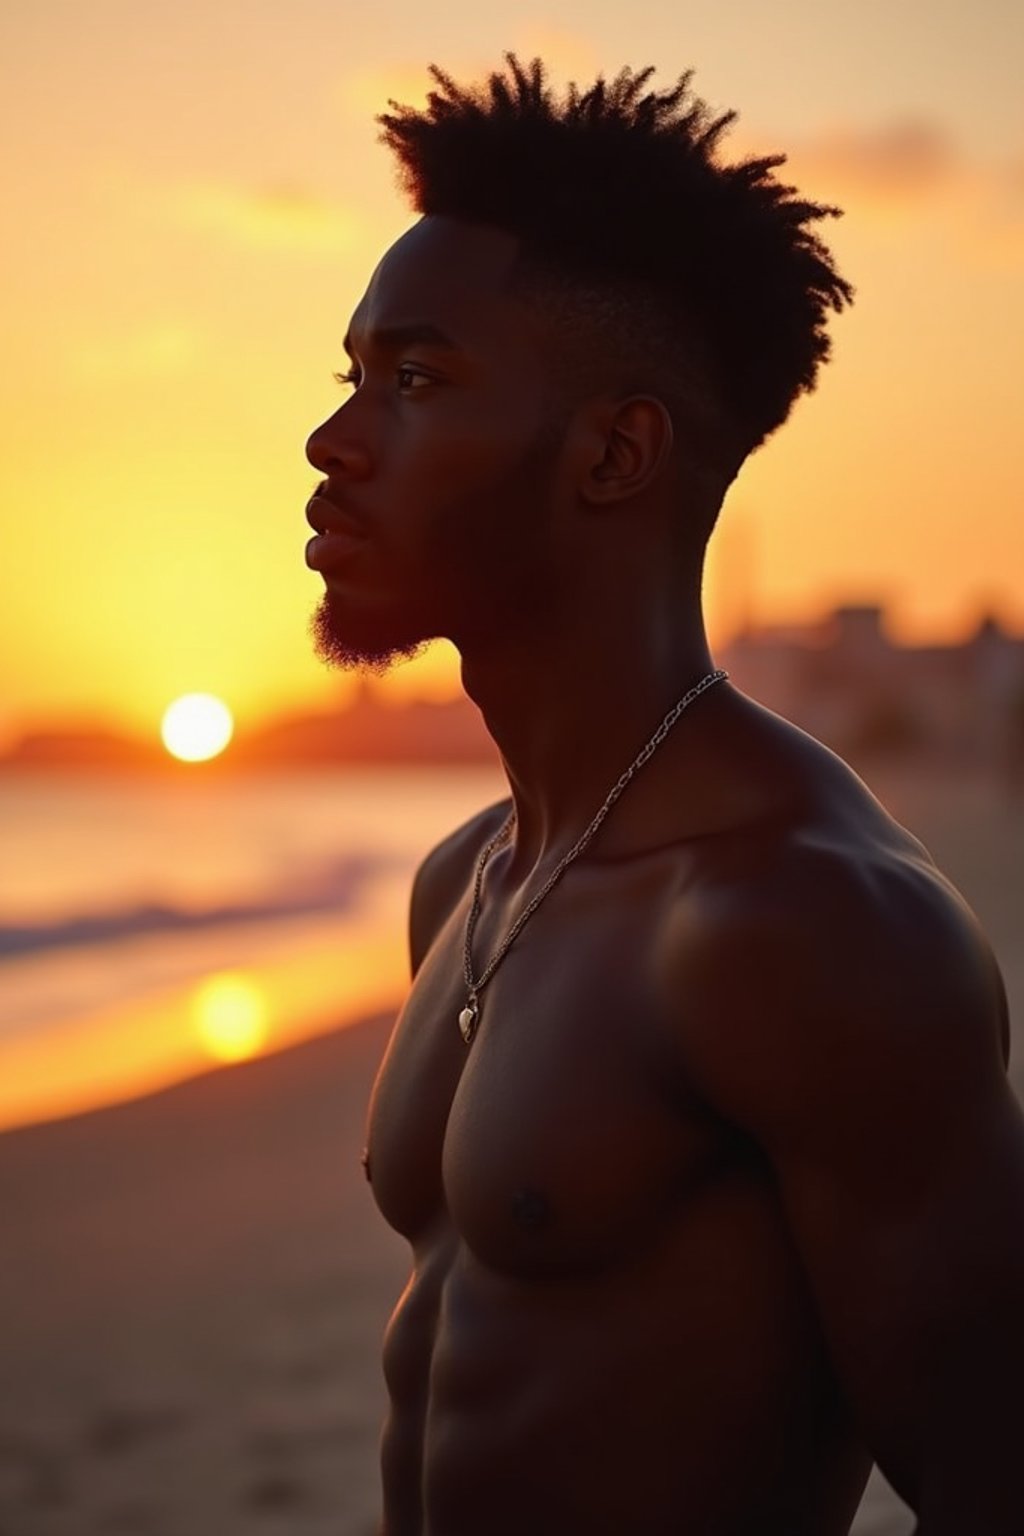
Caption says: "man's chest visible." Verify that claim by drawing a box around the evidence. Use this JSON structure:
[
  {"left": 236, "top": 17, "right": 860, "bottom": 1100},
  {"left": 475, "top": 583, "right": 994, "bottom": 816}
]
[{"left": 365, "top": 867, "right": 733, "bottom": 1276}]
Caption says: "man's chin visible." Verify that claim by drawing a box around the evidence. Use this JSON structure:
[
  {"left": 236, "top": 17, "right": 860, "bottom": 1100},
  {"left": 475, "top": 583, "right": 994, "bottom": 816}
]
[{"left": 309, "top": 595, "right": 432, "bottom": 677}]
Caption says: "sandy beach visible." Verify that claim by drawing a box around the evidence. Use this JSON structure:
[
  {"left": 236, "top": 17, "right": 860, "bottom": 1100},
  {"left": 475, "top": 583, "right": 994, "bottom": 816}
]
[
  {"left": 0, "top": 1013, "right": 406, "bottom": 1536},
  {"left": 2, "top": 766, "right": 1021, "bottom": 1535}
]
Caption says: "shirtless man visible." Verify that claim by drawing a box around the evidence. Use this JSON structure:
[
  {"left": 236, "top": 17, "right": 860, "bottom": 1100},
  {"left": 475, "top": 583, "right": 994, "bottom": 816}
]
[{"left": 303, "top": 55, "right": 1024, "bottom": 1536}]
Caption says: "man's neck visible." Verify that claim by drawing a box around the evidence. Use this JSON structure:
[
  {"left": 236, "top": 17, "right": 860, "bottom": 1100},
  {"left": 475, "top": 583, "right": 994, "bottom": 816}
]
[{"left": 458, "top": 593, "right": 719, "bottom": 882}]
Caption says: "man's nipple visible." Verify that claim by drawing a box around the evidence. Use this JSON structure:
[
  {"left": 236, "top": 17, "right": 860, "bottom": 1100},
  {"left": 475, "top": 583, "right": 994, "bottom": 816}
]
[{"left": 511, "top": 1187, "right": 550, "bottom": 1230}]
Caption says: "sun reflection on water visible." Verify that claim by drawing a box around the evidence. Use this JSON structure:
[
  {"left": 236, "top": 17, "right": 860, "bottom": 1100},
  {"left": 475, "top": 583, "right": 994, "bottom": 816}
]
[{"left": 191, "top": 971, "right": 269, "bottom": 1062}]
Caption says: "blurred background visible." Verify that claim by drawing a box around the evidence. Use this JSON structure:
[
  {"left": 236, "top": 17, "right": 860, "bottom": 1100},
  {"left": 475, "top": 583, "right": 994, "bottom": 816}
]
[{"left": 1, "top": 2, "right": 1022, "bottom": 1532}]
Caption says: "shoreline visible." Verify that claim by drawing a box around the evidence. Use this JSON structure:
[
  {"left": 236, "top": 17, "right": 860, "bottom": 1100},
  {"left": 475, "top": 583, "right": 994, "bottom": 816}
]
[{"left": 0, "top": 921, "right": 408, "bottom": 1135}]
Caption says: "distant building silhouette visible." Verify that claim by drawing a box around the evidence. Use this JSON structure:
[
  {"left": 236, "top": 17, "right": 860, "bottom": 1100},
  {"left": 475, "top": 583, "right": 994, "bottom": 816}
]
[
  {"left": 235, "top": 680, "right": 500, "bottom": 768},
  {"left": 722, "top": 604, "right": 1024, "bottom": 781}
]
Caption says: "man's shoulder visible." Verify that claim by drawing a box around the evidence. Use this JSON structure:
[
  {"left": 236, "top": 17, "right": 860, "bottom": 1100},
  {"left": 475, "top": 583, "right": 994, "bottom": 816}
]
[
  {"left": 408, "top": 796, "right": 513, "bottom": 976},
  {"left": 655, "top": 793, "right": 1010, "bottom": 1128},
  {"left": 658, "top": 710, "right": 981, "bottom": 1001},
  {"left": 415, "top": 796, "right": 514, "bottom": 892},
  {"left": 672, "top": 808, "right": 982, "bottom": 988}
]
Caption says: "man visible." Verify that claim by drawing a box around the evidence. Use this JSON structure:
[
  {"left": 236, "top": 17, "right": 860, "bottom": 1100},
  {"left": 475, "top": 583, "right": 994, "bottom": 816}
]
[{"left": 304, "top": 54, "right": 1024, "bottom": 1536}]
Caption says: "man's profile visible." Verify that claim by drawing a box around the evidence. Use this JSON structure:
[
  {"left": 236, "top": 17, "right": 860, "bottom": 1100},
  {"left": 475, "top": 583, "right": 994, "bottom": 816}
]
[{"left": 303, "top": 53, "right": 1024, "bottom": 1536}]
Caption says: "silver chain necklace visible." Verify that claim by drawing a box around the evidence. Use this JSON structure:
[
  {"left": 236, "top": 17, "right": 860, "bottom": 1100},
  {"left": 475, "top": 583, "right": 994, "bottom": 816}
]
[{"left": 457, "top": 667, "right": 729, "bottom": 1043}]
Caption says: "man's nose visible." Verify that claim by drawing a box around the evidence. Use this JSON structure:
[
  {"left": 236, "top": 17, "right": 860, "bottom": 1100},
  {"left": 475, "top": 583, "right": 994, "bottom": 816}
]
[
  {"left": 305, "top": 413, "right": 337, "bottom": 475},
  {"left": 304, "top": 411, "right": 370, "bottom": 478}
]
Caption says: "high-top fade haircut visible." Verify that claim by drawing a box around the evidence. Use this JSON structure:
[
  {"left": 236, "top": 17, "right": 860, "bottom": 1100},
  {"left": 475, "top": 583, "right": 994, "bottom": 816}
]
[{"left": 376, "top": 52, "right": 855, "bottom": 534}]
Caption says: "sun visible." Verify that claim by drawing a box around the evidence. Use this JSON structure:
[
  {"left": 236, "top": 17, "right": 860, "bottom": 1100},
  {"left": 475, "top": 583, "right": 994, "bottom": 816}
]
[{"left": 161, "top": 693, "right": 234, "bottom": 762}]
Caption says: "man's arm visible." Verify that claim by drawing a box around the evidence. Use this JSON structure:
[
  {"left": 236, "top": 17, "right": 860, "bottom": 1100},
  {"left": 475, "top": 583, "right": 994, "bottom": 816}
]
[{"left": 662, "top": 841, "right": 1024, "bottom": 1535}]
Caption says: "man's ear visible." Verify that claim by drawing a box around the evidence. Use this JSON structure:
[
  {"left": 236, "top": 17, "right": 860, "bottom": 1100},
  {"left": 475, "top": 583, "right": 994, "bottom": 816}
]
[{"left": 581, "top": 395, "right": 675, "bottom": 505}]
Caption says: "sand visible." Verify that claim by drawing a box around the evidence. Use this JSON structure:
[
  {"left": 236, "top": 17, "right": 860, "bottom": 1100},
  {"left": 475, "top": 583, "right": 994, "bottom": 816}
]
[
  {"left": 2, "top": 765, "right": 1020, "bottom": 1535},
  {"left": 0, "top": 1013, "right": 406, "bottom": 1536}
]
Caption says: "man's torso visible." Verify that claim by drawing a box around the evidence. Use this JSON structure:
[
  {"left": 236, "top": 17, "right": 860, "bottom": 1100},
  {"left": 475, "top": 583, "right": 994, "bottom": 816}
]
[{"left": 365, "top": 704, "right": 960, "bottom": 1535}]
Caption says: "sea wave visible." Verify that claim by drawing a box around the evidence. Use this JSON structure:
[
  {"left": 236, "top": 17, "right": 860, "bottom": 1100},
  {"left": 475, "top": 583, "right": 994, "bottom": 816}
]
[{"left": 0, "top": 852, "right": 407, "bottom": 961}]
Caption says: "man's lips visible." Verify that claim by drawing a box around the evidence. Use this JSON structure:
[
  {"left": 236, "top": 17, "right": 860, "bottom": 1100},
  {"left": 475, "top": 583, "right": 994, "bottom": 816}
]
[
  {"left": 305, "top": 488, "right": 369, "bottom": 574},
  {"left": 305, "top": 488, "right": 366, "bottom": 537}
]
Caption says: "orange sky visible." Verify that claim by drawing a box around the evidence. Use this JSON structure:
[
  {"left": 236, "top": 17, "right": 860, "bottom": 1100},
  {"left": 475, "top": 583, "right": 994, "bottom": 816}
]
[{"left": 2, "top": 3, "right": 1022, "bottom": 748}]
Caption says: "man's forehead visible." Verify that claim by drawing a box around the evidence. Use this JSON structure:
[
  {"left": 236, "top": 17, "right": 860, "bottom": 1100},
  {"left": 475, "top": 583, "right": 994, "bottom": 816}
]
[{"left": 348, "top": 215, "right": 529, "bottom": 354}]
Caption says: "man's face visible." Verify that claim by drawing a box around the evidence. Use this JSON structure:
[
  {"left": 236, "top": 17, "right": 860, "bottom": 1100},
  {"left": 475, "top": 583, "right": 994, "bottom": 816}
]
[{"left": 304, "top": 215, "right": 572, "bottom": 673}]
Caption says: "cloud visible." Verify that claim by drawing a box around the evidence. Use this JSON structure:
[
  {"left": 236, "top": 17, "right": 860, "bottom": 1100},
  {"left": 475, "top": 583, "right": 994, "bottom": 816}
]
[
  {"left": 785, "top": 118, "right": 961, "bottom": 205},
  {"left": 167, "top": 181, "right": 366, "bottom": 254},
  {"left": 728, "top": 117, "right": 1024, "bottom": 269}
]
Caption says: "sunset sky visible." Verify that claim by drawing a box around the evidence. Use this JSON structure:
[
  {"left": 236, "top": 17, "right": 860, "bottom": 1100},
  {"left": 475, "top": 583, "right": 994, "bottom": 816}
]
[{"left": 3, "top": 0, "right": 1022, "bottom": 748}]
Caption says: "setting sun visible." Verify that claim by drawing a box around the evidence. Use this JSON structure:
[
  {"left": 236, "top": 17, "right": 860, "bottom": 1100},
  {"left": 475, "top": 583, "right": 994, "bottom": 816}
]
[{"left": 161, "top": 693, "right": 234, "bottom": 762}]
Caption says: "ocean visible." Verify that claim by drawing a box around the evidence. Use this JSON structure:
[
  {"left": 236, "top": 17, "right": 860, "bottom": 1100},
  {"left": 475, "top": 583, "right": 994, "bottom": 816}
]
[
  {"left": 3, "top": 761, "right": 1021, "bottom": 1135},
  {"left": 0, "top": 765, "right": 507, "bottom": 1129}
]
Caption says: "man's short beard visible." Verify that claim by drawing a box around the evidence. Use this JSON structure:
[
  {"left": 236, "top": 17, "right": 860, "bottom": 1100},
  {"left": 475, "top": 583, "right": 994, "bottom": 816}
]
[{"left": 309, "top": 596, "right": 431, "bottom": 676}]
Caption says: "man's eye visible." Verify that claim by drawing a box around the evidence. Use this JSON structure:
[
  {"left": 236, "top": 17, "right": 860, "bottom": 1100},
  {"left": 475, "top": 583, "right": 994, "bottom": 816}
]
[{"left": 331, "top": 365, "right": 432, "bottom": 392}]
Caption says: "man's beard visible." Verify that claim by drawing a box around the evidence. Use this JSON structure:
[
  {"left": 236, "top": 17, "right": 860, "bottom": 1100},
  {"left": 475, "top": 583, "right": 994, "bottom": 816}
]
[
  {"left": 309, "top": 597, "right": 431, "bottom": 675},
  {"left": 309, "top": 405, "right": 570, "bottom": 677}
]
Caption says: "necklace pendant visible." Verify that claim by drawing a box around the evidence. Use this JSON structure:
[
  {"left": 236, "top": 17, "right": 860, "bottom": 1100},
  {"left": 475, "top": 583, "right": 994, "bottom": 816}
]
[{"left": 458, "top": 1001, "right": 479, "bottom": 1044}]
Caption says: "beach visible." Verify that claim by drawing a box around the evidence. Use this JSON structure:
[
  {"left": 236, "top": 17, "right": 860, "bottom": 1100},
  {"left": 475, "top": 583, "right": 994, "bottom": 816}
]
[
  {"left": 2, "top": 764, "right": 1021, "bottom": 1534},
  {"left": 0, "top": 1012, "right": 405, "bottom": 1536}
]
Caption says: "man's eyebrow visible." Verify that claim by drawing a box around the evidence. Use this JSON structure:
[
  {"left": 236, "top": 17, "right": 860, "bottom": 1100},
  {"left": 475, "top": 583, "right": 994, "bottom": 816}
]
[{"left": 341, "top": 322, "right": 465, "bottom": 357}]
